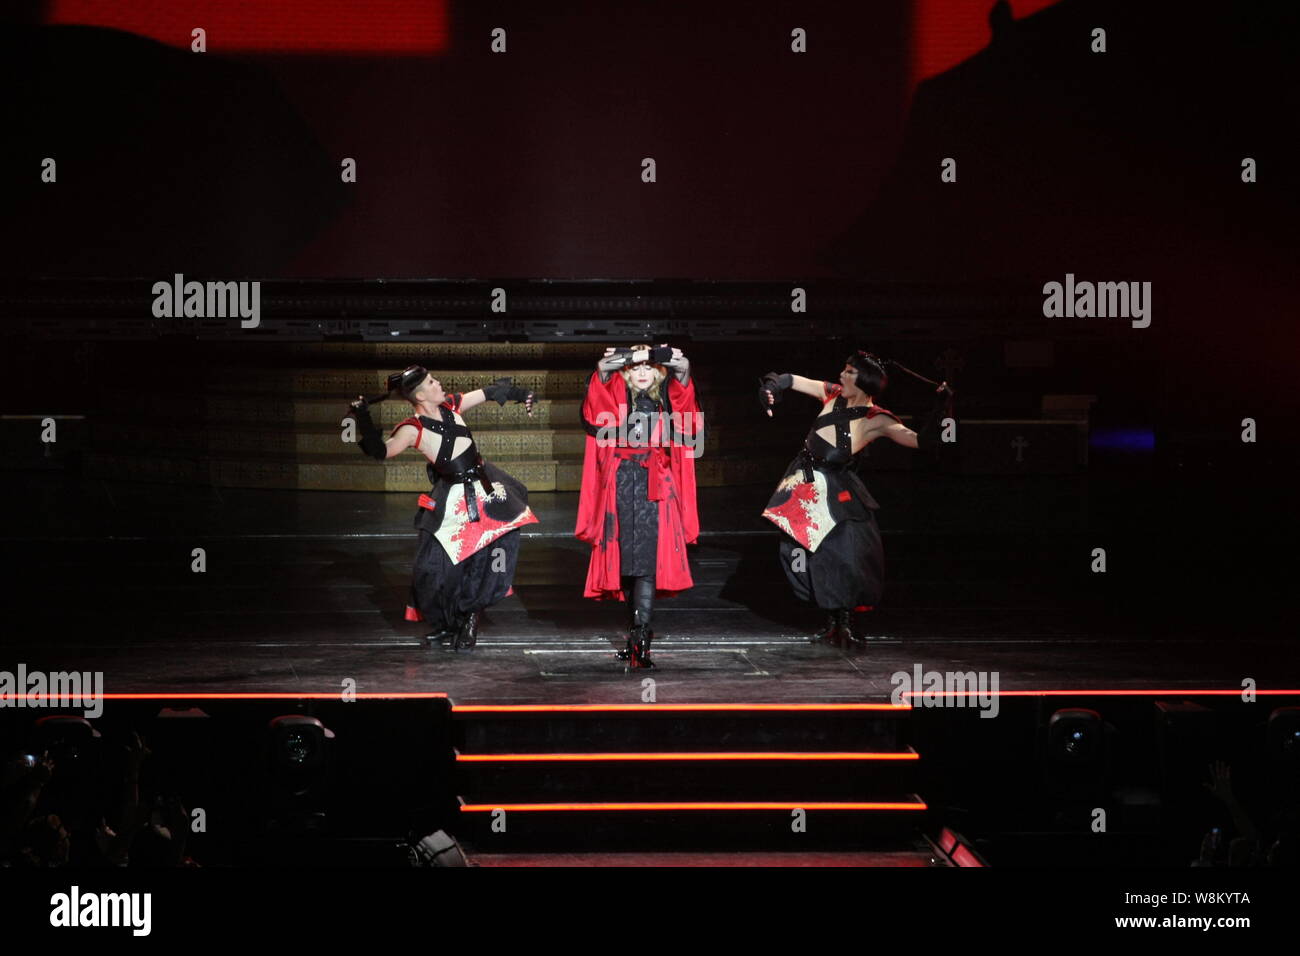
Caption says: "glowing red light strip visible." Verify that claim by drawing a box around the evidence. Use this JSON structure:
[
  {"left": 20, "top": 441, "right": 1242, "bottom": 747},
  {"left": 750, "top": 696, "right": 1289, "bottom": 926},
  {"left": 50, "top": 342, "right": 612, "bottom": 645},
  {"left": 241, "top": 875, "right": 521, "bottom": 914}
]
[
  {"left": 4, "top": 693, "right": 448, "bottom": 701},
  {"left": 452, "top": 703, "right": 911, "bottom": 713},
  {"left": 459, "top": 801, "right": 928, "bottom": 812},
  {"left": 950, "top": 844, "right": 985, "bottom": 867},
  {"left": 901, "top": 690, "right": 1300, "bottom": 698},
  {"left": 456, "top": 751, "right": 919, "bottom": 762}
]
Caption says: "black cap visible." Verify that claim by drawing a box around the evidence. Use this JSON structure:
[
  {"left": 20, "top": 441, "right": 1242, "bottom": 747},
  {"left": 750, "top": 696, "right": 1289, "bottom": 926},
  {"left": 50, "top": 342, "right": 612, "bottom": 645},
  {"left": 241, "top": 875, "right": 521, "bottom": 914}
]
[{"left": 388, "top": 365, "right": 430, "bottom": 399}]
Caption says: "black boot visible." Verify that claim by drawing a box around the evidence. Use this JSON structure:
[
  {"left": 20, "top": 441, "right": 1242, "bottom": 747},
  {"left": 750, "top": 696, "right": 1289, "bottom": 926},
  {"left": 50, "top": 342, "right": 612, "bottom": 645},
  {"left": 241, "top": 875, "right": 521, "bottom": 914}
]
[
  {"left": 425, "top": 625, "right": 455, "bottom": 647},
  {"left": 839, "top": 608, "right": 870, "bottom": 646},
  {"left": 452, "top": 611, "right": 479, "bottom": 651},
  {"left": 811, "top": 611, "right": 842, "bottom": 644},
  {"left": 617, "top": 576, "right": 656, "bottom": 668},
  {"left": 614, "top": 578, "right": 635, "bottom": 659},
  {"left": 627, "top": 622, "right": 655, "bottom": 668},
  {"left": 620, "top": 577, "right": 637, "bottom": 637}
]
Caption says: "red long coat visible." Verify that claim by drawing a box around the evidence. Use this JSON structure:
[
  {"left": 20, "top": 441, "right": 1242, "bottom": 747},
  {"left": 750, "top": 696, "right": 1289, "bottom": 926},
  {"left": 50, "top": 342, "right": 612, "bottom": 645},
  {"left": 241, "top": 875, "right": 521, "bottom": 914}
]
[{"left": 574, "top": 371, "right": 702, "bottom": 599}]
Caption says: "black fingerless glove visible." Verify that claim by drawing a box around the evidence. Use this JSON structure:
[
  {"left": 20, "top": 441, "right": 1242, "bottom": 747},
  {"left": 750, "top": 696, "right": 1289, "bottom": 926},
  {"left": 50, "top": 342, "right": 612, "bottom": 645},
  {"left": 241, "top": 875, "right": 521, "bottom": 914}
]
[
  {"left": 757, "top": 372, "right": 793, "bottom": 412},
  {"left": 917, "top": 387, "right": 954, "bottom": 454},
  {"left": 350, "top": 403, "right": 388, "bottom": 461},
  {"left": 481, "top": 377, "right": 534, "bottom": 406}
]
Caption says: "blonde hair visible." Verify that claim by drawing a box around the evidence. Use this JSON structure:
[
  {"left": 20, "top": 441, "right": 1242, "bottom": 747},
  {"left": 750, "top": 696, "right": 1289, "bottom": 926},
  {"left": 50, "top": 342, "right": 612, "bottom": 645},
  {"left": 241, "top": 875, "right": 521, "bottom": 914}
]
[{"left": 619, "top": 343, "right": 667, "bottom": 401}]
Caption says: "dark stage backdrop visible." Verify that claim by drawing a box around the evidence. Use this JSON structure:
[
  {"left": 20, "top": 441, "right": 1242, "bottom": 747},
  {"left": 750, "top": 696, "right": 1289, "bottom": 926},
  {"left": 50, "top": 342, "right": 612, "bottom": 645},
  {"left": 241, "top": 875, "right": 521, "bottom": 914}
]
[
  {"left": 2, "top": 0, "right": 1297, "bottom": 420},
  {"left": 2, "top": 0, "right": 1290, "bottom": 278}
]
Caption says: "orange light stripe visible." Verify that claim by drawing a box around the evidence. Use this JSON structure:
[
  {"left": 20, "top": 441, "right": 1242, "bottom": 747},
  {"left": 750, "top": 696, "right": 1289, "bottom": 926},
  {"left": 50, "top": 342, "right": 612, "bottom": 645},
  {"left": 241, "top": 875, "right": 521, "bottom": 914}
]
[
  {"left": 459, "top": 801, "right": 928, "bottom": 812},
  {"left": 901, "top": 690, "right": 1300, "bottom": 697},
  {"left": 456, "top": 751, "right": 919, "bottom": 762},
  {"left": 4, "top": 693, "right": 448, "bottom": 701},
  {"left": 452, "top": 703, "right": 911, "bottom": 713}
]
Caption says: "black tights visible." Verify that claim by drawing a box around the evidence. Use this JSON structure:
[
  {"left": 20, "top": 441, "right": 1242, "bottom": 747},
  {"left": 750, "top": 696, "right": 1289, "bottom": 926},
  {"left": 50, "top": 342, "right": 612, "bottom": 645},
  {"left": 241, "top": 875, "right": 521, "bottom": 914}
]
[{"left": 621, "top": 574, "right": 655, "bottom": 628}]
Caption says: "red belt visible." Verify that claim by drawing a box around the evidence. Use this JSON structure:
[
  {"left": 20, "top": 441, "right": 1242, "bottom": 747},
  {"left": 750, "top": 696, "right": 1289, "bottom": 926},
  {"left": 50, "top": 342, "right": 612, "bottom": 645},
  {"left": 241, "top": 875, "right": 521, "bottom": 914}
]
[{"left": 613, "top": 447, "right": 669, "bottom": 501}]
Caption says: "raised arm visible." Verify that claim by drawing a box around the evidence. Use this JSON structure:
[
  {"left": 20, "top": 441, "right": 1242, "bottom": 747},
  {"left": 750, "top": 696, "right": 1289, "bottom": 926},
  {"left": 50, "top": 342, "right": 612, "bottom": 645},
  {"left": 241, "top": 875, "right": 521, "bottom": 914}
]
[
  {"left": 758, "top": 372, "right": 829, "bottom": 417},
  {"left": 461, "top": 378, "right": 535, "bottom": 416},
  {"left": 597, "top": 346, "right": 676, "bottom": 383},
  {"left": 596, "top": 348, "right": 626, "bottom": 384},
  {"left": 347, "top": 398, "right": 419, "bottom": 460},
  {"left": 886, "top": 382, "right": 954, "bottom": 450},
  {"left": 787, "top": 375, "right": 827, "bottom": 399},
  {"left": 881, "top": 420, "right": 920, "bottom": 449}
]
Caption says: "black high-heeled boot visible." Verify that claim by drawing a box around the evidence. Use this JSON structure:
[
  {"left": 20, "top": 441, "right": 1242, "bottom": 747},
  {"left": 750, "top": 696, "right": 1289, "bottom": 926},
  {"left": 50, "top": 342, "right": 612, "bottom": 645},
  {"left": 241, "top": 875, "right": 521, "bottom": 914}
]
[
  {"left": 811, "top": 611, "right": 841, "bottom": 643},
  {"left": 617, "top": 576, "right": 656, "bottom": 668},
  {"left": 627, "top": 621, "right": 655, "bottom": 668},
  {"left": 425, "top": 625, "right": 455, "bottom": 647},
  {"left": 621, "top": 577, "right": 637, "bottom": 637},
  {"left": 452, "top": 611, "right": 479, "bottom": 651},
  {"left": 839, "top": 608, "right": 870, "bottom": 646}
]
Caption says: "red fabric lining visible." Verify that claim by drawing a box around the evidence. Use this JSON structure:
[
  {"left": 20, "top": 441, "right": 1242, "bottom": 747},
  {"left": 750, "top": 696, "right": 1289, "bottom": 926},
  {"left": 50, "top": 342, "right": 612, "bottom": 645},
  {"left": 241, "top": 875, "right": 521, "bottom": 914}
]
[
  {"left": 392, "top": 416, "right": 423, "bottom": 445},
  {"left": 575, "top": 371, "right": 701, "bottom": 599}
]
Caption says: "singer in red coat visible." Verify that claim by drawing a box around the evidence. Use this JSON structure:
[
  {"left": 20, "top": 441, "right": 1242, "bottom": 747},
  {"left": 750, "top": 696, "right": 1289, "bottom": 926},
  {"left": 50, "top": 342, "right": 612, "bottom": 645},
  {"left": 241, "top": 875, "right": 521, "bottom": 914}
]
[{"left": 575, "top": 344, "right": 702, "bottom": 667}]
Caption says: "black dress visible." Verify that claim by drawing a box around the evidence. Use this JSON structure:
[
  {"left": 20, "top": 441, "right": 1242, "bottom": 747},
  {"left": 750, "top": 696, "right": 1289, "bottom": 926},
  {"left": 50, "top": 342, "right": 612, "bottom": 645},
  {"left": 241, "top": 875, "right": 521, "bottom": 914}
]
[
  {"left": 396, "top": 406, "right": 538, "bottom": 629},
  {"left": 615, "top": 390, "right": 661, "bottom": 578},
  {"left": 762, "top": 388, "right": 901, "bottom": 611}
]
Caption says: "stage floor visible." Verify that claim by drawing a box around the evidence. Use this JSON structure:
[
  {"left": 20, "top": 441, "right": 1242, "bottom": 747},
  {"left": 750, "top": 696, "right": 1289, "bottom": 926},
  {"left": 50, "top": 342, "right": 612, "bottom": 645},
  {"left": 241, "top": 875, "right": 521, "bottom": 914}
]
[
  {"left": 467, "top": 850, "right": 934, "bottom": 867},
  {"left": 4, "top": 476, "right": 1295, "bottom": 703}
]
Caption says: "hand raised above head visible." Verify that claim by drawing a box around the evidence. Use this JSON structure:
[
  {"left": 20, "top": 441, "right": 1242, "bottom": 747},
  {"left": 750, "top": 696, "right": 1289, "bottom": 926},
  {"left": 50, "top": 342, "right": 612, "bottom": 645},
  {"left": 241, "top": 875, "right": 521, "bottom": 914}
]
[{"left": 597, "top": 348, "right": 626, "bottom": 372}]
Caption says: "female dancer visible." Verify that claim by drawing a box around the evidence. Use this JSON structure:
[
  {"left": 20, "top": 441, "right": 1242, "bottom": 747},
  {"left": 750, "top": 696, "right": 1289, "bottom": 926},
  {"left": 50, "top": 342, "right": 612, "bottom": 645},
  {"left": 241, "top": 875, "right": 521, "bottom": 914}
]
[
  {"left": 346, "top": 365, "right": 538, "bottom": 650},
  {"left": 759, "top": 350, "right": 952, "bottom": 645},
  {"left": 576, "top": 344, "right": 702, "bottom": 668}
]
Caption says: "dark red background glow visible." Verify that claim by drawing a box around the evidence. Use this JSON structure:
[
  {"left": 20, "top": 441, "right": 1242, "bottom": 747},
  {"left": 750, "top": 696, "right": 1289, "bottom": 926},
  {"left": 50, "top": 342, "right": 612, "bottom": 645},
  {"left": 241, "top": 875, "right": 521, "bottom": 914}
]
[{"left": 49, "top": 0, "right": 450, "bottom": 54}]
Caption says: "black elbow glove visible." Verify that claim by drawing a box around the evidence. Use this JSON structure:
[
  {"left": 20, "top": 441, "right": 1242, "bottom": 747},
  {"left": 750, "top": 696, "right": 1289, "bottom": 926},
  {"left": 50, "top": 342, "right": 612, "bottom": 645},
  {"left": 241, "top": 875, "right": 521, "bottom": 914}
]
[
  {"left": 758, "top": 372, "right": 793, "bottom": 412},
  {"left": 481, "top": 377, "right": 535, "bottom": 406},
  {"left": 349, "top": 402, "right": 388, "bottom": 461}
]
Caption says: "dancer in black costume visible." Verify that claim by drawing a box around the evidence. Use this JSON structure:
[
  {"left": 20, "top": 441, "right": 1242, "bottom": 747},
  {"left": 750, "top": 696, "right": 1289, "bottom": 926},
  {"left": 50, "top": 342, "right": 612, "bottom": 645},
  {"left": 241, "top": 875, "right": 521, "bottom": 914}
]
[
  {"left": 346, "top": 366, "right": 538, "bottom": 650},
  {"left": 759, "top": 351, "right": 953, "bottom": 645}
]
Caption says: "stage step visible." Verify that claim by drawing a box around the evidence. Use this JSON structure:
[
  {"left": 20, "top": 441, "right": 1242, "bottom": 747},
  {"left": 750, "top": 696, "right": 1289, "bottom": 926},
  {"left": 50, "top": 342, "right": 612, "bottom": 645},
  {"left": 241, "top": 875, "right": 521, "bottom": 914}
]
[
  {"left": 453, "top": 704, "right": 912, "bottom": 752},
  {"left": 466, "top": 848, "right": 935, "bottom": 866},
  {"left": 83, "top": 340, "right": 800, "bottom": 489},
  {"left": 88, "top": 420, "right": 765, "bottom": 459},
  {"left": 455, "top": 747, "right": 921, "bottom": 801},
  {"left": 209, "top": 367, "right": 604, "bottom": 397},
  {"left": 450, "top": 703, "right": 928, "bottom": 848},
  {"left": 83, "top": 450, "right": 782, "bottom": 491},
  {"left": 97, "top": 390, "right": 763, "bottom": 428}
]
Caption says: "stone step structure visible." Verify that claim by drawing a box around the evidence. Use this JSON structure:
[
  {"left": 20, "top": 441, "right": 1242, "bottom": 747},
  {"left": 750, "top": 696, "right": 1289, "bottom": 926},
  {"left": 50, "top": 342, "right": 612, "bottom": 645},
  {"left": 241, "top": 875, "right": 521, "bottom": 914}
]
[{"left": 85, "top": 344, "right": 797, "bottom": 491}]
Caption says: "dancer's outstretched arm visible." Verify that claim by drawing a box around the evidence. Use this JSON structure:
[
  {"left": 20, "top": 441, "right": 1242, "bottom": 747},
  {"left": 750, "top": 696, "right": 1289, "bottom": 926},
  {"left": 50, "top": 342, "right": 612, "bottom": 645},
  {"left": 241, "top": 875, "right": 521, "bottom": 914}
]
[
  {"left": 881, "top": 420, "right": 920, "bottom": 449},
  {"left": 346, "top": 398, "right": 418, "bottom": 460},
  {"left": 757, "top": 372, "right": 824, "bottom": 417},
  {"left": 459, "top": 378, "right": 536, "bottom": 416},
  {"left": 883, "top": 382, "right": 953, "bottom": 450}
]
